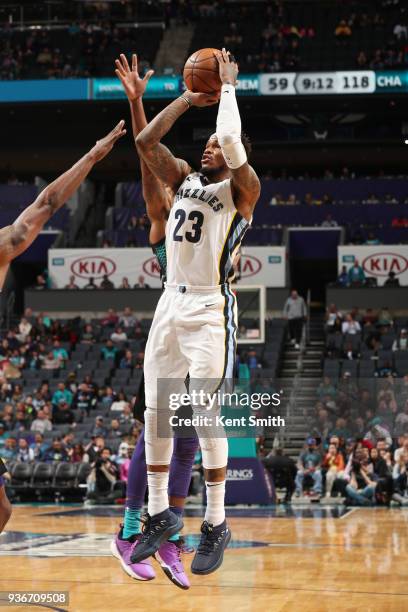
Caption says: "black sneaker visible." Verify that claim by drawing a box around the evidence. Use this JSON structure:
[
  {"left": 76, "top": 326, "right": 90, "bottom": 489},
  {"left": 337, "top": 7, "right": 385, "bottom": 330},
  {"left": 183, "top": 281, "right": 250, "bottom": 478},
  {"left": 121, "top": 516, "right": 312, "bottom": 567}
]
[
  {"left": 190, "top": 519, "right": 231, "bottom": 575},
  {"left": 130, "top": 509, "right": 183, "bottom": 564}
]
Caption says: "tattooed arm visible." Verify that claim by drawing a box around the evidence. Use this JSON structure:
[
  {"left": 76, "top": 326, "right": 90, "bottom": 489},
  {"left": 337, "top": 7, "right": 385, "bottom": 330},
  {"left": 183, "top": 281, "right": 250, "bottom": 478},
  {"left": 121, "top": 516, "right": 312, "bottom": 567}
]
[
  {"left": 135, "top": 91, "right": 219, "bottom": 191},
  {"left": 0, "top": 121, "right": 126, "bottom": 286}
]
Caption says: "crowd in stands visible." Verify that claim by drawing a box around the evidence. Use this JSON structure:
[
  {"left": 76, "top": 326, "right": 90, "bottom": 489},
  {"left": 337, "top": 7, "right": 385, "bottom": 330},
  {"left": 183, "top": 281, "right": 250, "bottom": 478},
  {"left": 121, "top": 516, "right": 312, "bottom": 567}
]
[
  {"left": 0, "top": 306, "right": 151, "bottom": 500},
  {"left": 0, "top": 0, "right": 407, "bottom": 80},
  {"left": 34, "top": 273, "right": 151, "bottom": 291},
  {"left": 0, "top": 306, "right": 278, "bottom": 502}
]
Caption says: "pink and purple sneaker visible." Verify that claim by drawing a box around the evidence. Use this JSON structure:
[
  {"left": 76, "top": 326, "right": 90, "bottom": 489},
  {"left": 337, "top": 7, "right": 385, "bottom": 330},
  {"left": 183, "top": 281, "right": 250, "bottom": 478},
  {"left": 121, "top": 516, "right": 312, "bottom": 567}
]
[
  {"left": 111, "top": 526, "right": 156, "bottom": 581},
  {"left": 154, "top": 540, "right": 191, "bottom": 590}
]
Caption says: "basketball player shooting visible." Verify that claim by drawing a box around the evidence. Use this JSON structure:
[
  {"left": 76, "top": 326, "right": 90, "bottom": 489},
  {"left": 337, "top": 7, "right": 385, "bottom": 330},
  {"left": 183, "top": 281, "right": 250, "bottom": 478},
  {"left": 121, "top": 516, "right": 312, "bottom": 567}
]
[
  {"left": 131, "top": 48, "right": 260, "bottom": 575},
  {"left": 0, "top": 120, "right": 126, "bottom": 533},
  {"left": 112, "top": 53, "right": 199, "bottom": 590}
]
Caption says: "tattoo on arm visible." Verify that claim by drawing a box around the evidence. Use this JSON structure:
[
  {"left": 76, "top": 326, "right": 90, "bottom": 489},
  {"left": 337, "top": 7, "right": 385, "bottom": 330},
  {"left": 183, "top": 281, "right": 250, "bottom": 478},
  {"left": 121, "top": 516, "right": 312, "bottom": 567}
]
[{"left": 136, "top": 97, "right": 191, "bottom": 190}]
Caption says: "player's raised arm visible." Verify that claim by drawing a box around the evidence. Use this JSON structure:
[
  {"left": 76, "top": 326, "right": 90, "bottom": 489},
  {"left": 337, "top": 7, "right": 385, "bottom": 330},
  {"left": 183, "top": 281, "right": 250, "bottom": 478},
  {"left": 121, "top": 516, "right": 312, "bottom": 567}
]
[
  {"left": 115, "top": 53, "right": 171, "bottom": 229},
  {"left": 0, "top": 121, "right": 126, "bottom": 271},
  {"left": 135, "top": 86, "right": 219, "bottom": 191},
  {"left": 215, "top": 49, "right": 260, "bottom": 221}
]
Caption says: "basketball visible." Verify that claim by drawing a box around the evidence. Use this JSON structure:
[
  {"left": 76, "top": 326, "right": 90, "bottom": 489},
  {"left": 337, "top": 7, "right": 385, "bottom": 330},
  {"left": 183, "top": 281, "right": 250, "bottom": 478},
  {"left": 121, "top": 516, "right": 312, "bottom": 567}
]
[{"left": 183, "top": 47, "right": 221, "bottom": 94}]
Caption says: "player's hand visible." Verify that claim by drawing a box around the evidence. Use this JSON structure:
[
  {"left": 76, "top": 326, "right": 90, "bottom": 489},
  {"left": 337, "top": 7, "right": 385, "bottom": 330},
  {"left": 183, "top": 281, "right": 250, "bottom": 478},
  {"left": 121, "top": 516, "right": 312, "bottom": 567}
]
[
  {"left": 216, "top": 48, "right": 239, "bottom": 86},
  {"left": 184, "top": 91, "right": 220, "bottom": 107},
  {"left": 90, "top": 120, "right": 126, "bottom": 162},
  {"left": 115, "top": 53, "right": 154, "bottom": 101}
]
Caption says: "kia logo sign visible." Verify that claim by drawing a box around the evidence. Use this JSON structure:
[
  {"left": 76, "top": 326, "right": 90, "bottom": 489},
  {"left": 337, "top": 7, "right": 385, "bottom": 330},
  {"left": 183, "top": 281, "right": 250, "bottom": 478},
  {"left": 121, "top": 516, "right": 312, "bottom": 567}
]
[
  {"left": 71, "top": 256, "right": 116, "bottom": 279},
  {"left": 362, "top": 252, "right": 408, "bottom": 277},
  {"left": 238, "top": 255, "right": 261, "bottom": 278},
  {"left": 143, "top": 256, "right": 161, "bottom": 278}
]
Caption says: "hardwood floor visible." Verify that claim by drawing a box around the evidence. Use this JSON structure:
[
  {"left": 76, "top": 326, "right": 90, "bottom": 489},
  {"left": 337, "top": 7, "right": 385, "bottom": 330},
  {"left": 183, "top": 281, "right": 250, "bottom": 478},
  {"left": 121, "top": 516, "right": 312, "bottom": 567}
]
[{"left": 1, "top": 505, "right": 407, "bottom": 611}]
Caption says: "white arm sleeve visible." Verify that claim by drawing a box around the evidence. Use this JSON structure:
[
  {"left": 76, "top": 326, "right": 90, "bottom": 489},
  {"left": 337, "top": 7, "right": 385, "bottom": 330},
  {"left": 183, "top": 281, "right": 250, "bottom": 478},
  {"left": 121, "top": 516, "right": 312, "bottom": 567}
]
[{"left": 216, "top": 84, "right": 247, "bottom": 169}]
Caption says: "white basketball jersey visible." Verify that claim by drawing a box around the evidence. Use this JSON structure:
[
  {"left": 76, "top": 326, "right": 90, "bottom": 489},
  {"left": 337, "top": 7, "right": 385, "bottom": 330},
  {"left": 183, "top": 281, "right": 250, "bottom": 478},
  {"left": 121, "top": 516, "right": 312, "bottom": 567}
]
[{"left": 165, "top": 173, "right": 250, "bottom": 286}]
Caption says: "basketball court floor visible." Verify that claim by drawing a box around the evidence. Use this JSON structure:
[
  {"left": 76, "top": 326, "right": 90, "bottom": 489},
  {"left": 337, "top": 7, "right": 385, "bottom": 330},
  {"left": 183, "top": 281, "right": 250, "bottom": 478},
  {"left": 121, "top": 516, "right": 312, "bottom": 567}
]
[{"left": 1, "top": 504, "right": 407, "bottom": 611}]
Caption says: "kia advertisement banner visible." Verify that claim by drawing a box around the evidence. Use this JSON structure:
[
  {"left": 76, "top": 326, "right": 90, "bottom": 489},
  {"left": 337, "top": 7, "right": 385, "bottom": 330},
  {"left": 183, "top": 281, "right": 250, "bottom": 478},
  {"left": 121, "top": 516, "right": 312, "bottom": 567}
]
[
  {"left": 49, "top": 248, "right": 163, "bottom": 289},
  {"left": 236, "top": 246, "right": 286, "bottom": 287},
  {"left": 338, "top": 246, "right": 408, "bottom": 286},
  {"left": 49, "top": 247, "right": 286, "bottom": 289}
]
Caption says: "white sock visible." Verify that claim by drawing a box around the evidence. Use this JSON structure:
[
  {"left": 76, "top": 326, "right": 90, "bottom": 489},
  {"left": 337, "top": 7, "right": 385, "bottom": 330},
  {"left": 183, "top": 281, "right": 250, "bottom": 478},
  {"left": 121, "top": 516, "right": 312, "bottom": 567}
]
[
  {"left": 147, "top": 471, "right": 169, "bottom": 516},
  {"left": 204, "top": 481, "right": 226, "bottom": 526}
]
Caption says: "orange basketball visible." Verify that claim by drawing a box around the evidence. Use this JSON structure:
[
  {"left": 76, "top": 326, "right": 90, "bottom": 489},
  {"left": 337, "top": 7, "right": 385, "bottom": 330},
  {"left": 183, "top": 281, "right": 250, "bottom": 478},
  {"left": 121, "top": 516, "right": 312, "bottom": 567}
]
[{"left": 183, "top": 48, "right": 221, "bottom": 94}]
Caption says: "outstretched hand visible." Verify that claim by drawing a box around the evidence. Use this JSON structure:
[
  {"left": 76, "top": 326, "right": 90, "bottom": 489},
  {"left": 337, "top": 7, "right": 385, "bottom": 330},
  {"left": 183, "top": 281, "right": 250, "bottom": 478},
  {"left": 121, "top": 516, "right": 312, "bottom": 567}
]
[
  {"left": 215, "top": 47, "right": 239, "bottom": 86},
  {"left": 115, "top": 53, "right": 155, "bottom": 101},
  {"left": 90, "top": 120, "right": 127, "bottom": 162}
]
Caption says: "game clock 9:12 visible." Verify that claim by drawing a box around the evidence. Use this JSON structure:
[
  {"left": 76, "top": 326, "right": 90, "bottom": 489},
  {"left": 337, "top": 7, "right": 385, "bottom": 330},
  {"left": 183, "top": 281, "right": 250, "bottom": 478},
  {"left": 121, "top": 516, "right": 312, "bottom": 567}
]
[{"left": 295, "top": 71, "right": 375, "bottom": 95}]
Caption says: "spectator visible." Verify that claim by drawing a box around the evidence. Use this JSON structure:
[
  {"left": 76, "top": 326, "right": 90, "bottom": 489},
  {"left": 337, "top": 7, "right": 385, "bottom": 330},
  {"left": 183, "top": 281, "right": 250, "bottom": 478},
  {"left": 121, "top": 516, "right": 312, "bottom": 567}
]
[
  {"left": 43, "top": 438, "right": 69, "bottom": 463},
  {"left": 283, "top": 289, "right": 306, "bottom": 350},
  {"left": 393, "top": 329, "right": 408, "bottom": 352},
  {"left": 65, "top": 275, "right": 79, "bottom": 289},
  {"left": 30, "top": 433, "right": 47, "bottom": 460},
  {"left": 321, "top": 214, "right": 338, "bottom": 227},
  {"left": 345, "top": 453, "right": 377, "bottom": 506},
  {"left": 110, "top": 392, "right": 128, "bottom": 413},
  {"left": 53, "top": 400, "right": 75, "bottom": 425},
  {"left": 364, "top": 232, "right": 381, "bottom": 246},
  {"left": 134, "top": 275, "right": 150, "bottom": 289},
  {"left": 119, "top": 350, "right": 133, "bottom": 369},
  {"left": 100, "top": 274, "right": 114, "bottom": 290},
  {"left": 119, "top": 403, "right": 135, "bottom": 429},
  {"left": 119, "top": 277, "right": 131, "bottom": 289},
  {"left": 73, "top": 383, "right": 97, "bottom": 416},
  {"left": 341, "top": 313, "right": 361, "bottom": 335},
  {"left": 337, "top": 265, "right": 349, "bottom": 287},
  {"left": 335, "top": 19, "right": 352, "bottom": 39},
  {"left": 86, "top": 446, "right": 119, "bottom": 501},
  {"left": 52, "top": 340, "right": 69, "bottom": 366},
  {"left": 317, "top": 377, "right": 337, "bottom": 401},
  {"left": 43, "top": 351, "right": 61, "bottom": 370},
  {"left": 0, "top": 437, "right": 17, "bottom": 461},
  {"left": 30, "top": 409, "right": 52, "bottom": 434},
  {"left": 84, "top": 436, "right": 105, "bottom": 463},
  {"left": 100, "top": 339, "right": 118, "bottom": 361},
  {"left": 68, "top": 443, "right": 87, "bottom": 463},
  {"left": 326, "top": 303, "right": 342, "bottom": 332},
  {"left": 101, "top": 309, "right": 119, "bottom": 328},
  {"left": 84, "top": 277, "right": 97, "bottom": 290},
  {"left": 16, "top": 438, "right": 35, "bottom": 462},
  {"left": 90, "top": 415, "right": 108, "bottom": 438},
  {"left": 295, "top": 437, "right": 322, "bottom": 497},
  {"left": 364, "top": 419, "right": 392, "bottom": 448},
  {"left": 322, "top": 443, "right": 345, "bottom": 497},
  {"left": 348, "top": 261, "right": 366, "bottom": 285},
  {"left": 17, "top": 317, "right": 32, "bottom": 342},
  {"left": 384, "top": 271, "right": 400, "bottom": 287},
  {"left": 378, "top": 307, "right": 393, "bottom": 326},
  {"left": 34, "top": 274, "right": 47, "bottom": 290},
  {"left": 109, "top": 418, "right": 123, "bottom": 439},
  {"left": 119, "top": 307, "right": 137, "bottom": 329},
  {"left": 395, "top": 402, "right": 408, "bottom": 434},
  {"left": 100, "top": 386, "right": 116, "bottom": 409},
  {"left": 111, "top": 327, "right": 128, "bottom": 344},
  {"left": 81, "top": 323, "right": 96, "bottom": 344},
  {"left": 52, "top": 382, "right": 73, "bottom": 407},
  {"left": 392, "top": 450, "right": 408, "bottom": 505},
  {"left": 394, "top": 23, "right": 408, "bottom": 40}
]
